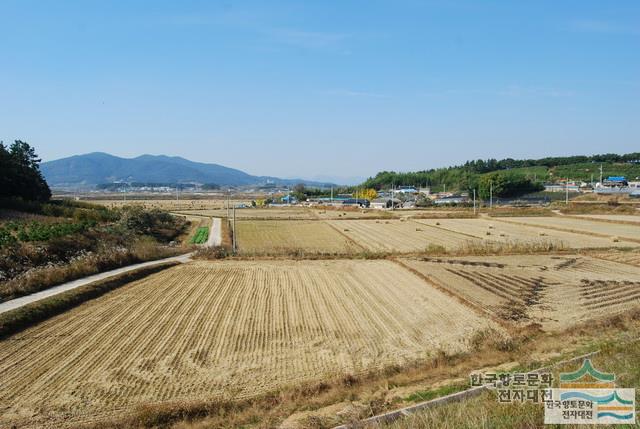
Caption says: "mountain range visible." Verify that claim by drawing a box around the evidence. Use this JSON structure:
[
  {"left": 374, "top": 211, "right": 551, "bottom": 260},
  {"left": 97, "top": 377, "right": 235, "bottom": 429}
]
[{"left": 41, "top": 153, "right": 334, "bottom": 188}]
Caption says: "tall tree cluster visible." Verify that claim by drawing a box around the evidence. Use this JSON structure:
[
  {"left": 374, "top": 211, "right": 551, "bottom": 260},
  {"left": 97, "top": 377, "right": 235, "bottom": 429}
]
[{"left": 0, "top": 140, "right": 51, "bottom": 202}]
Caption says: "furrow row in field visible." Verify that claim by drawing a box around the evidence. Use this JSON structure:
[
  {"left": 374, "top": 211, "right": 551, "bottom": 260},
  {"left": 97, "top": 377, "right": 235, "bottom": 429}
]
[
  {"left": 236, "top": 220, "right": 354, "bottom": 254},
  {"left": 399, "top": 255, "right": 640, "bottom": 330},
  {"left": 0, "top": 259, "right": 497, "bottom": 428},
  {"left": 494, "top": 216, "right": 640, "bottom": 244},
  {"left": 326, "top": 219, "right": 477, "bottom": 252},
  {"left": 415, "top": 218, "right": 630, "bottom": 249}
]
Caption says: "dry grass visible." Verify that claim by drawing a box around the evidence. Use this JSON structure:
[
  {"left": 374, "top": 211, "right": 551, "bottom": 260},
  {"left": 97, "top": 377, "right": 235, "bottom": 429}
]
[
  {"left": 497, "top": 216, "right": 640, "bottom": 244},
  {"left": 380, "top": 320, "right": 640, "bottom": 429},
  {"left": 236, "top": 220, "right": 358, "bottom": 254},
  {"left": 0, "top": 240, "right": 183, "bottom": 303},
  {"left": 98, "top": 311, "right": 640, "bottom": 429},
  {"left": 558, "top": 201, "right": 639, "bottom": 214},
  {"left": 400, "top": 254, "right": 640, "bottom": 329},
  {"left": 485, "top": 207, "right": 553, "bottom": 217},
  {"left": 0, "top": 262, "right": 179, "bottom": 339},
  {"left": 0, "top": 259, "right": 497, "bottom": 429}
]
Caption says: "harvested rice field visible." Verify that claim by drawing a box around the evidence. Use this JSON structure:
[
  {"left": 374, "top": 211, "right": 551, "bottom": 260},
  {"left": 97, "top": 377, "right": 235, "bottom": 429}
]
[
  {"left": 177, "top": 207, "right": 317, "bottom": 219},
  {"left": 570, "top": 214, "right": 640, "bottom": 225},
  {"left": 400, "top": 254, "right": 640, "bottom": 329},
  {"left": 91, "top": 199, "right": 229, "bottom": 211},
  {"left": 496, "top": 216, "right": 640, "bottom": 243},
  {"left": 414, "top": 217, "right": 633, "bottom": 249},
  {"left": 0, "top": 260, "right": 496, "bottom": 428},
  {"left": 326, "top": 219, "right": 480, "bottom": 252},
  {"left": 312, "top": 208, "right": 397, "bottom": 219},
  {"left": 236, "top": 220, "right": 357, "bottom": 254},
  {"left": 590, "top": 249, "right": 640, "bottom": 267}
]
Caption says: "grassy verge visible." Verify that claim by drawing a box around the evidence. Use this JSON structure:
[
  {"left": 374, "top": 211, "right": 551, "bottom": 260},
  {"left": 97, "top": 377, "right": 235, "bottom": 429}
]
[
  {"left": 403, "top": 384, "right": 468, "bottom": 403},
  {"left": 0, "top": 242, "right": 183, "bottom": 303},
  {"left": 381, "top": 336, "right": 640, "bottom": 429},
  {"left": 192, "top": 239, "right": 582, "bottom": 261},
  {"left": 0, "top": 261, "right": 179, "bottom": 339}
]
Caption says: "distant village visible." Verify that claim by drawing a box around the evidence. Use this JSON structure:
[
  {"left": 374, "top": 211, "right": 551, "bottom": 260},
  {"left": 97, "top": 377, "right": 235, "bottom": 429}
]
[{"left": 80, "top": 174, "right": 640, "bottom": 210}]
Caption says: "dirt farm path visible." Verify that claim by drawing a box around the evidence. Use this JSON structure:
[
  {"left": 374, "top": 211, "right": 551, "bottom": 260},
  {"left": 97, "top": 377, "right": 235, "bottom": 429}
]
[
  {"left": 0, "top": 253, "right": 193, "bottom": 316},
  {"left": 207, "top": 217, "right": 222, "bottom": 247}
]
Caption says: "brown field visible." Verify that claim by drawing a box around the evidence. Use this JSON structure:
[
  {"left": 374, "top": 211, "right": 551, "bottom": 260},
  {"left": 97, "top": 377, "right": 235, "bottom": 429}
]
[
  {"left": 400, "top": 254, "right": 640, "bottom": 329},
  {"left": 0, "top": 260, "right": 496, "bottom": 428},
  {"left": 312, "top": 208, "right": 398, "bottom": 219},
  {"left": 496, "top": 216, "right": 640, "bottom": 243},
  {"left": 414, "top": 217, "right": 633, "bottom": 249},
  {"left": 590, "top": 249, "right": 640, "bottom": 266},
  {"left": 235, "top": 220, "right": 358, "bottom": 254},
  {"left": 176, "top": 207, "right": 318, "bottom": 219},
  {"left": 91, "top": 198, "right": 230, "bottom": 211},
  {"left": 326, "top": 219, "right": 480, "bottom": 252},
  {"left": 571, "top": 213, "right": 640, "bottom": 224}
]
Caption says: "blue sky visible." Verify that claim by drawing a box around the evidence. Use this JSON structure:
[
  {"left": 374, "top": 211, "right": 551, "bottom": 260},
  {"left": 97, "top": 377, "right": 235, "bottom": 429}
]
[{"left": 1, "top": 1, "right": 638, "bottom": 183}]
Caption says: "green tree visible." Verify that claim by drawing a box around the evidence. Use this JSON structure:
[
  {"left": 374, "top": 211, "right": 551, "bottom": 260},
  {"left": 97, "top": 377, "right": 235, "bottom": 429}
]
[
  {"left": 477, "top": 172, "right": 543, "bottom": 200},
  {"left": 0, "top": 140, "right": 51, "bottom": 202}
]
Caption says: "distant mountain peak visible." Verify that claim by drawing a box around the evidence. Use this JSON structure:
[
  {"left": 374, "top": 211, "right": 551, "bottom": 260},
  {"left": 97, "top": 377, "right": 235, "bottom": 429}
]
[{"left": 41, "top": 152, "right": 335, "bottom": 188}]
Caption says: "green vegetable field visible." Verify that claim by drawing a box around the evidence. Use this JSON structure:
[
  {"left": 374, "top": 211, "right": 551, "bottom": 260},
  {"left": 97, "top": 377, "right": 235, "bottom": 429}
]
[{"left": 190, "top": 227, "right": 209, "bottom": 244}]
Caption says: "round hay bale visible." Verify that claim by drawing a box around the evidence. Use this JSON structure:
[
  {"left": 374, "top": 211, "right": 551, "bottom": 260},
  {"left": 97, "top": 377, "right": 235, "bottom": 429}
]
[
  {"left": 612, "top": 236, "right": 619, "bottom": 242},
  {"left": 539, "top": 231, "right": 547, "bottom": 236},
  {"left": 485, "top": 231, "right": 491, "bottom": 236},
  {"left": 435, "top": 221, "right": 441, "bottom": 226}
]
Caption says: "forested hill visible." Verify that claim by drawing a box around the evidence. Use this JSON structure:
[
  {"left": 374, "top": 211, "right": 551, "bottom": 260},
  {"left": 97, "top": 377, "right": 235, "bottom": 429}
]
[{"left": 362, "top": 153, "right": 640, "bottom": 193}]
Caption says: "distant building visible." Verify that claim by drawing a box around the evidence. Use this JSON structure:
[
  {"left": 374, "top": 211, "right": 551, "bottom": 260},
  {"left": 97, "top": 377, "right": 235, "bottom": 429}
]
[
  {"left": 434, "top": 196, "right": 468, "bottom": 205},
  {"left": 394, "top": 186, "right": 418, "bottom": 194},
  {"left": 544, "top": 183, "right": 579, "bottom": 192},
  {"left": 370, "top": 198, "right": 401, "bottom": 209},
  {"left": 341, "top": 198, "right": 370, "bottom": 208}
]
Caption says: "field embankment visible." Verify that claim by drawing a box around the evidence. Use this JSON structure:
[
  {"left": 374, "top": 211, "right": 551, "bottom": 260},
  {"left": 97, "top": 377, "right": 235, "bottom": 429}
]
[
  {"left": 0, "top": 261, "right": 179, "bottom": 339},
  {"left": 0, "top": 201, "right": 188, "bottom": 303}
]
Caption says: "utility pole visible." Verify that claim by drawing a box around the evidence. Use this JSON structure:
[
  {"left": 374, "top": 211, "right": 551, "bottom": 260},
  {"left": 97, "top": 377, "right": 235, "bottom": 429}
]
[
  {"left": 391, "top": 183, "right": 395, "bottom": 211},
  {"left": 226, "top": 190, "right": 230, "bottom": 219},
  {"left": 565, "top": 178, "right": 569, "bottom": 204},
  {"left": 600, "top": 164, "right": 603, "bottom": 184},
  {"left": 489, "top": 182, "right": 493, "bottom": 209},
  {"left": 473, "top": 189, "right": 476, "bottom": 215},
  {"left": 176, "top": 185, "right": 179, "bottom": 202},
  {"left": 232, "top": 205, "right": 237, "bottom": 253},
  {"left": 330, "top": 186, "right": 333, "bottom": 203}
]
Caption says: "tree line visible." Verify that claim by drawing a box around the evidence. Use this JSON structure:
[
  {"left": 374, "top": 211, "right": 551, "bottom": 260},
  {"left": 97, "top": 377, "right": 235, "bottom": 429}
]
[
  {"left": 0, "top": 141, "right": 51, "bottom": 203},
  {"left": 361, "top": 152, "right": 640, "bottom": 197}
]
